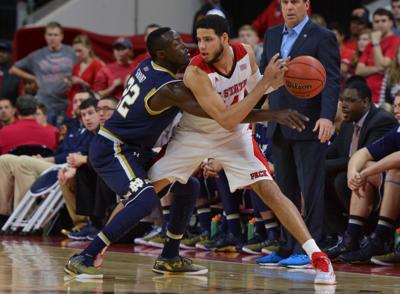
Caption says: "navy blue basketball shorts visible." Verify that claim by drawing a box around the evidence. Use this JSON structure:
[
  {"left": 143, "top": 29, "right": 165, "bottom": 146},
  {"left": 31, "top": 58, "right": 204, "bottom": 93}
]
[{"left": 89, "top": 135, "right": 155, "bottom": 207}]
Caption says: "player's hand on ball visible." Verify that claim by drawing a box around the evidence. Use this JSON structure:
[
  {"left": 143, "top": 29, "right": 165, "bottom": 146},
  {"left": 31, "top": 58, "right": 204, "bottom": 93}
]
[
  {"left": 263, "top": 53, "right": 288, "bottom": 88},
  {"left": 274, "top": 109, "right": 309, "bottom": 131}
]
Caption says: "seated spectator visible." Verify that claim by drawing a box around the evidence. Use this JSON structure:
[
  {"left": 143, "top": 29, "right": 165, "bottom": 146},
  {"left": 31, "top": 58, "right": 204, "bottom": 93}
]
[
  {"left": 392, "top": 0, "right": 400, "bottom": 37},
  {"left": 65, "top": 34, "right": 104, "bottom": 117},
  {"left": 237, "top": 25, "right": 263, "bottom": 66},
  {"left": 35, "top": 103, "right": 59, "bottom": 142},
  {"left": 9, "top": 22, "right": 76, "bottom": 126},
  {"left": 0, "top": 97, "right": 15, "bottom": 129},
  {"left": 350, "top": 28, "right": 372, "bottom": 76},
  {"left": 132, "top": 24, "right": 160, "bottom": 67},
  {"left": 381, "top": 48, "right": 400, "bottom": 105},
  {"left": 93, "top": 37, "right": 137, "bottom": 99},
  {"left": 329, "top": 22, "right": 356, "bottom": 85},
  {"left": 0, "top": 95, "right": 58, "bottom": 154},
  {"left": 0, "top": 40, "right": 19, "bottom": 104},
  {"left": 59, "top": 97, "right": 118, "bottom": 239},
  {"left": 325, "top": 81, "right": 397, "bottom": 236},
  {"left": 0, "top": 91, "right": 93, "bottom": 218},
  {"left": 344, "top": 7, "right": 371, "bottom": 51},
  {"left": 23, "top": 79, "right": 38, "bottom": 96},
  {"left": 332, "top": 124, "right": 400, "bottom": 263},
  {"left": 355, "top": 8, "right": 400, "bottom": 104}
]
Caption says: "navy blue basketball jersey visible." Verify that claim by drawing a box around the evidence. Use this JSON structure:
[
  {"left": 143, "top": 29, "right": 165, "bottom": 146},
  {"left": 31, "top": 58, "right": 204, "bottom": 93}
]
[{"left": 99, "top": 59, "right": 180, "bottom": 147}]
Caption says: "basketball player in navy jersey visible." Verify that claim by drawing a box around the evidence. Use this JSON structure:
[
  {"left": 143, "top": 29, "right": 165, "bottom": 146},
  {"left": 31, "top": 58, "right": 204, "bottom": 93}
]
[{"left": 64, "top": 27, "right": 307, "bottom": 278}]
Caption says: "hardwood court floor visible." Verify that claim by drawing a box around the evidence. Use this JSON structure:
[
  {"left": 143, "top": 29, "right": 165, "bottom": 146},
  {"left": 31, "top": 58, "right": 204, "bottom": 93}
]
[{"left": 1, "top": 237, "right": 400, "bottom": 293}]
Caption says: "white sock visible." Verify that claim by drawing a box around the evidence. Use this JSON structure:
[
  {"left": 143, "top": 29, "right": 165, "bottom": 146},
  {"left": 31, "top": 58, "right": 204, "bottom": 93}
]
[{"left": 302, "top": 239, "right": 321, "bottom": 257}]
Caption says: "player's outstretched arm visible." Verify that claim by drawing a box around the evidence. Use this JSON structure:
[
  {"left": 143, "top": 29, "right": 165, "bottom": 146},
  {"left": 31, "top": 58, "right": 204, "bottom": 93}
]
[
  {"left": 153, "top": 81, "right": 308, "bottom": 131},
  {"left": 183, "top": 53, "right": 285, "bottom": 130},
  {"left": 360, "top": 151, "right": 400, "bottom": 178}
]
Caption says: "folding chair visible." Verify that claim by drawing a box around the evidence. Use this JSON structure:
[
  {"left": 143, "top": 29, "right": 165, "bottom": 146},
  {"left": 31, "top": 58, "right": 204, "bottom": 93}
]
[{"left": 1, "top": 164, "right": 66, "bottom": 234}]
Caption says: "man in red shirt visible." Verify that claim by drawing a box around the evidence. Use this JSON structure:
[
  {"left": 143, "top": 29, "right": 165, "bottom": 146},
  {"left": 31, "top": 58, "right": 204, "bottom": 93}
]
[
  {"left": 0, "top": 95, "right": 58, "bottom": 154},
  {"left": 93, "top": 37, "right": 137, "bottom": 99},
  {"left": 0, "top": 97, "right": 15, "bottom": 129},
  {"left": 356, "top": 8, "right": 400, "bottom": 104}
]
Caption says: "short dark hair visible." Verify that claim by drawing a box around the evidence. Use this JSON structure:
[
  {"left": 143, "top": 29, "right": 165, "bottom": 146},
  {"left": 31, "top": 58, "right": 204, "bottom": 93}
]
[
  {"left": 100, "top": 96, "right": 118, "bottom": 105},
  {"left": 0, "top": 97, "right": 13, "bottom": 106},
  {"left": 37, "top": 103, "right": 48, "bottom": 115},
  {"left": 147, "top": 27, "right": 172, "bottom": 60},
  {"left": 76, "top": 89, "right": 96, "bottom": 100},
  {"left": 345, "top": 80, "right": 372, "bottom": 103},
  {"left": 15, "top": 95, "right": 37, "bottom": 116},
  {"left": 79, "top": 98, "right": 98, "bottom": 111},
  {"left": 195, "top": 15, "right": 229, "bottom": 37},
  {"left": 373, "top": 8, "right": 395, "bottom": 23}
]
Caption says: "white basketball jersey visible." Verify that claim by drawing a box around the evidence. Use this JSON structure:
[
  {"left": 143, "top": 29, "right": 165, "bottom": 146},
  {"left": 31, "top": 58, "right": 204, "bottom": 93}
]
[{"left": 178, "top": 43, "right": 252, "bottom": 135}]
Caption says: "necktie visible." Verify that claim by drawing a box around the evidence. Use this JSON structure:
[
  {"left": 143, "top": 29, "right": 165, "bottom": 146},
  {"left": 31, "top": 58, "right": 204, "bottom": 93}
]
[{"left": 349, "top": 125, "right": 361, "bottom": 157}]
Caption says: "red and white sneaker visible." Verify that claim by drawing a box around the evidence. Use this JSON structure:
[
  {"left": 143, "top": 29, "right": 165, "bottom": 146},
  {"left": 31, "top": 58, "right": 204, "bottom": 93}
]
[{"left": 311, "top": 252, "right": 336, "bottom": 285}]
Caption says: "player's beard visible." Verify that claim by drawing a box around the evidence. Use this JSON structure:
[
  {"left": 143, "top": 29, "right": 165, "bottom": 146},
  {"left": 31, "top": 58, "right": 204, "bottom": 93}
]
[{"left": 207, "top": 43, "right": 224, "bottom": 65}]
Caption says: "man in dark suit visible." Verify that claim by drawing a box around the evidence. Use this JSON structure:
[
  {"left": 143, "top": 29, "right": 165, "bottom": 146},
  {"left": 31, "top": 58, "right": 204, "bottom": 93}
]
[
  {"left": 325, "top": 81, "right": 397, "bottom": 260},
  {"left": 257, "top": 0, "right": 340, "bottom": 267},
  {"left": 325, "top": 80, "right": 397, "bottom": 236}
]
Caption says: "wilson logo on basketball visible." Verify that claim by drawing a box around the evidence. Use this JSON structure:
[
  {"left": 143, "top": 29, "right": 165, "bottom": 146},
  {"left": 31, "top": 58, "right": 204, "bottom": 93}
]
[{"left": 286, "top": 81, "right": 313, "bottom": 91}]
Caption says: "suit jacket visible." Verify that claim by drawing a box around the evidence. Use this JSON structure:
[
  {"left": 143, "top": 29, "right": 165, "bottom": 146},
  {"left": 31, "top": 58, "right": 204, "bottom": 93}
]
[
  {"left": 260, "top": 20, "right": 340, "bottom": 141},
  {"left": 325, "top": 105, "right": 398, "bottom": 174}
]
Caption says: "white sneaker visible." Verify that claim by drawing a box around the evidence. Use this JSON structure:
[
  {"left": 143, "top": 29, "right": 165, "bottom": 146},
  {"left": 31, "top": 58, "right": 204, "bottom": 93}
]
[
  {"left": 311, "top": 252, "right": 336, "bottom": 285},
  {"left": 134, "top": 226, "right": 161, "bottom": 245}
]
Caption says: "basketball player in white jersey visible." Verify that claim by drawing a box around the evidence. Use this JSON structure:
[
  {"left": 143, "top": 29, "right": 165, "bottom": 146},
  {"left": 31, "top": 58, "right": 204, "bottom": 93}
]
[{"left": 149, "top": 15, "right": 336, "bottom": 284}]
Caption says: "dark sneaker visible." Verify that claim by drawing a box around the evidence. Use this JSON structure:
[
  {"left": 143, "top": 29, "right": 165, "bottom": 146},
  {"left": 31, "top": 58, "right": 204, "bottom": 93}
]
[
  {"left": 371, "top": 251, "right": 400, "bottom": 266},
  {"left": 325, "top": 233, "right": 359, "bottom": 259},
  {"left": 68, "top": 223, "right": 99, "bottom": 241},
  {"left": 64, "top": 254, "right": 103, "bottom": 279},
  {"left": 338, "top": 235, "right": 393, "bottom": 263},
  {"left": 242, "top": 234, "right": 273, "bottom": 255},
  {"left": 152, "top": 255, "right": 208, "bottom": 275},
  {"left": 205, "top": 233, "right": 242, "bottom": 252},
  {"left": 180, "top": 231, "right": 209, "bottom": 249}
]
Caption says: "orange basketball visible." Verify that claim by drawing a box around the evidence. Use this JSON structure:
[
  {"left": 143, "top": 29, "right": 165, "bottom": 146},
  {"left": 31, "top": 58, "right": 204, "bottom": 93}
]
[{"left": 283, "top": 55, "right": 326, "bottom": 99}]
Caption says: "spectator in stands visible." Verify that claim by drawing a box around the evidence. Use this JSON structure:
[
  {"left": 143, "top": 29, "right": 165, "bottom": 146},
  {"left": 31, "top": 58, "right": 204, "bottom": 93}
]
[
  {"left": 132, "top": 24, "right": 160, "bottom": 66},
  {"left": 0, "top": 95, "right": 58, "bottom": 154},
  {"left": 310, "top": 13, "right": 327, "bottom": 28},
  {"left": 0, "top": 97, "right": 15, "bottom": 129},
  {"left": 0, "top": 92, "right": 95, "bottom": 221},
  {"left": 9, "top": 22, "right": 76, "bottom": 126},
  {"left": 23, "top": 79, "right": 38, "bottom": 96},
  {"left": 192, "top": 0, "right": 232, "bottom": 40},
  {"left": 344, "top": 6, "right": 371, "bottom": 51},
  {"left": 237, "top": 25, "right": 263, "bottom": 66},
  {"left": 351, "top": 28, "right": 372, "bottom": 75},
  {"left": 329, "top": 22, "right": 356, "bottom": 86},
  {"left": 93, "top": 37, "right": 137, "bottom": 99},
  {"left": 325, "top": 81, "right": 397, "bottom": 259},
  {"left": 65, "top": 34, "right": 104, "bottom": 117},
  {"left": 391, "top": 0, "right": 400, "bottom": 36},
  {"left": 356, "top": 8, "right": 400, "bottom": 105},
  {"left": 0, "top": 40, "right": 19, "bottom": 104},
  {"left": 381, "top": 46, "right": 400, "bottom": 105},
  {"left": 251, "top": 0, "right": 283, "bottom": 38},
  {"left": 35, "top": 103, "right": 58, "bottom": 143}
]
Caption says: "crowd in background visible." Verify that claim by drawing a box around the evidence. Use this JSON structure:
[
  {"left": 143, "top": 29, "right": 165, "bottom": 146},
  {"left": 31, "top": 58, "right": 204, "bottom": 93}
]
[{"left": 0, "top": 0, "right": 399, "bottom": 269}]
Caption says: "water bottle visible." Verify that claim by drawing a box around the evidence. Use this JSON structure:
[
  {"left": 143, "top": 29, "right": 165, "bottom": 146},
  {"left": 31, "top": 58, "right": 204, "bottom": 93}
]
[
  {"left": 211, "top": 214, "right": 221, "bottom": 238},
  {"left": 247, "top": 217, "right": 256, "bottom": 241}
]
